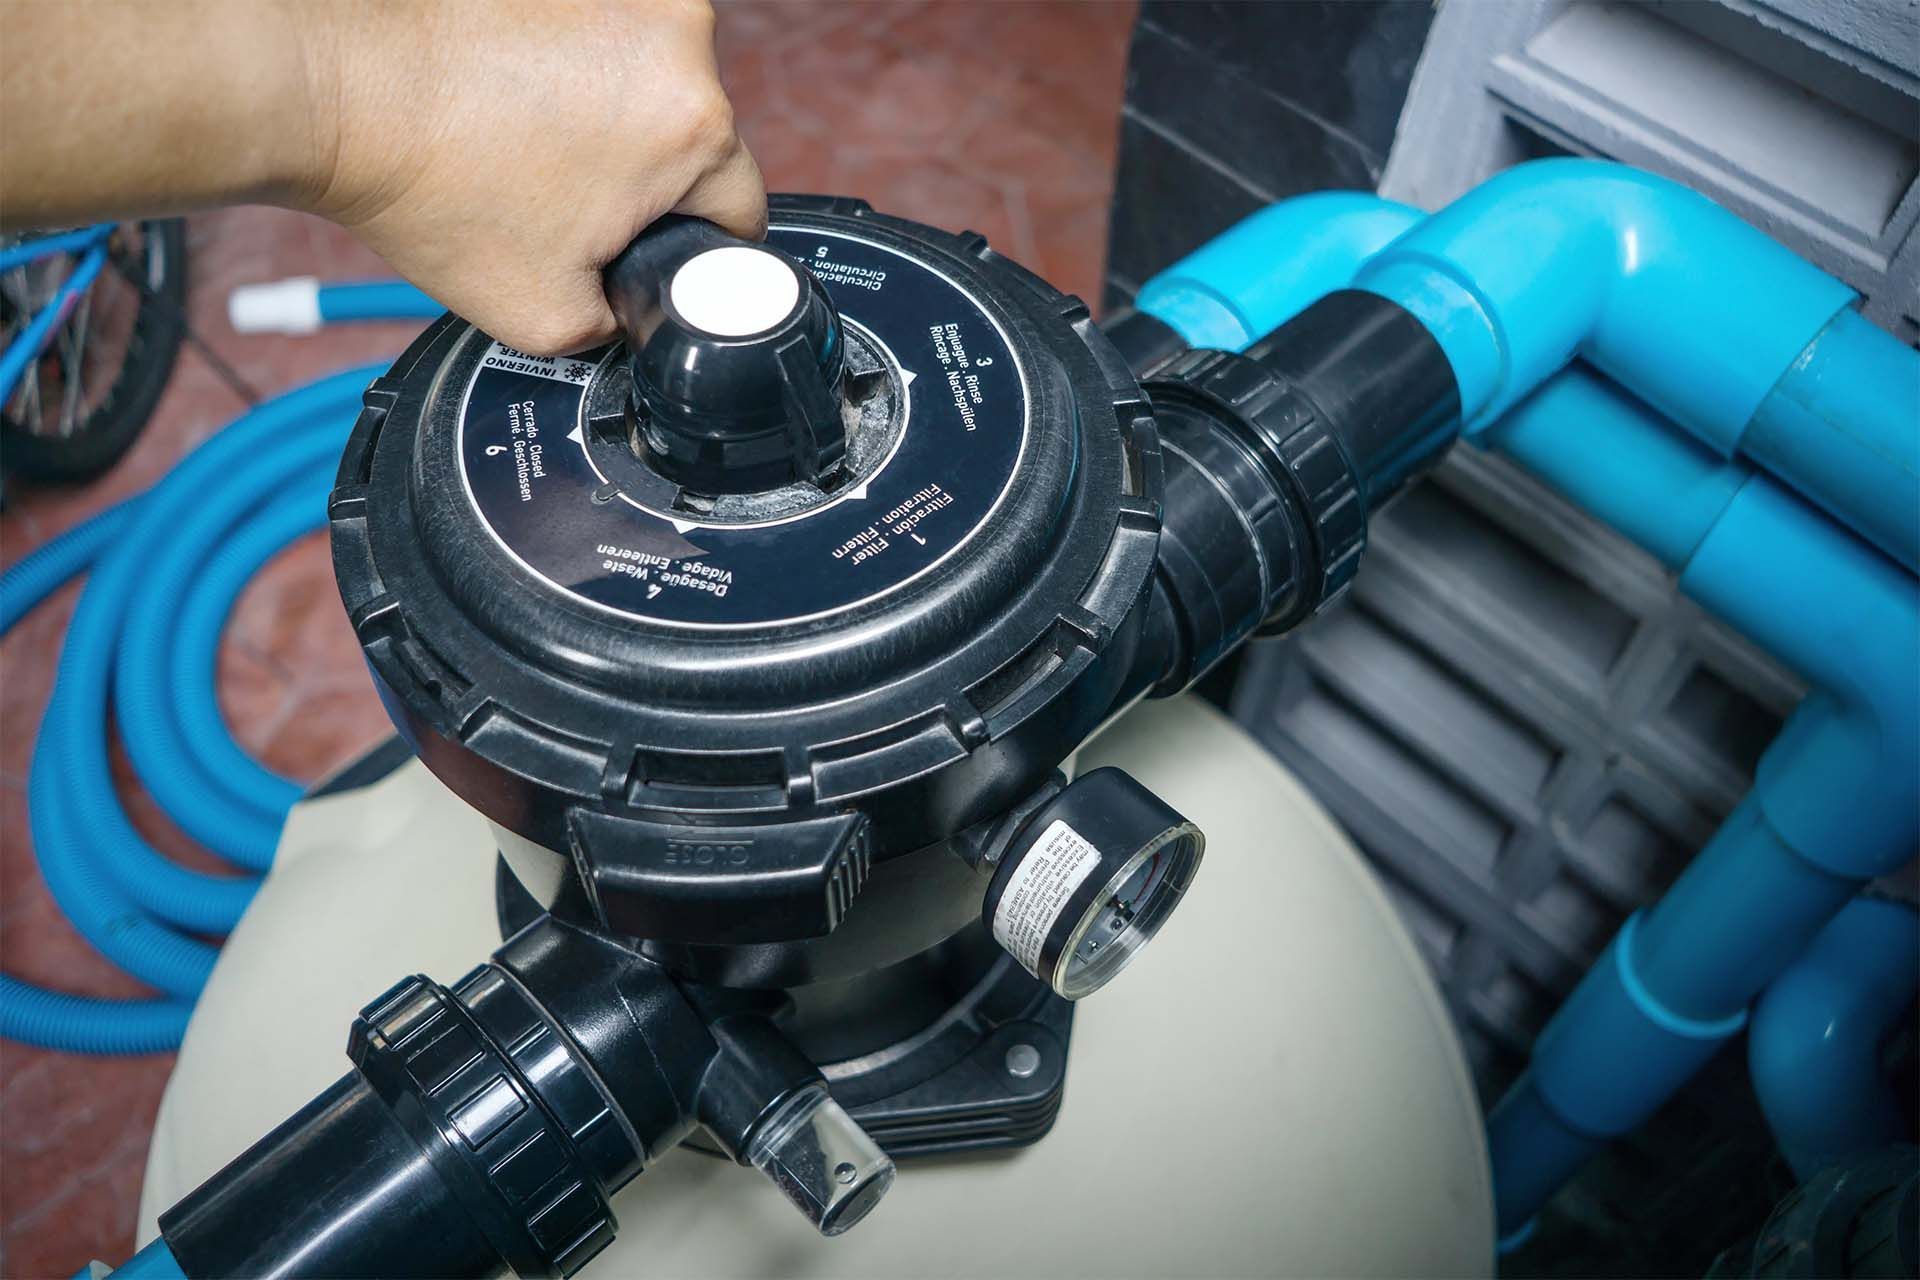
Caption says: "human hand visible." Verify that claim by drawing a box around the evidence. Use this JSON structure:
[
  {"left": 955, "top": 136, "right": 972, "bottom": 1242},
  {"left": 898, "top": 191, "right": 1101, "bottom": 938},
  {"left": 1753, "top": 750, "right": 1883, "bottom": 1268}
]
[{"left": 295, "top": 0, "right": 765, "bottom": 355}]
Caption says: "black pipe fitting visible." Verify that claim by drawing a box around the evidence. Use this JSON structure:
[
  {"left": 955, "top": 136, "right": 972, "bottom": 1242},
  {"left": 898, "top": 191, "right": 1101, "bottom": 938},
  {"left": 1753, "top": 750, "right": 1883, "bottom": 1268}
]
[
  {"left": 159, "top": 956, "right": 648, "bottom": 1279},
  {"left": 158, "top": 916, "right": 894, "bottom": 1277},
  {"left": 1241, "top": 289, "right": 1460, "bottom": 513},
  {"left": 687, "top": 990, "right": 821, "bottom": 1158},
  {"left": 1130, "top": 290, "right": 1460, "bottom": 691}
]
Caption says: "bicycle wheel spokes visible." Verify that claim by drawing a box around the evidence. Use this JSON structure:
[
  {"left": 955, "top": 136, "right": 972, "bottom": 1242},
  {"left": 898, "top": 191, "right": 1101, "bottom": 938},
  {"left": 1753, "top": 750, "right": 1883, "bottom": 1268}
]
[
  {"left": 57, "top": 288, "right": 94, "bottom": 437},
  {"left": 3, "top": 231, "right": 139, "bottom": 435}
]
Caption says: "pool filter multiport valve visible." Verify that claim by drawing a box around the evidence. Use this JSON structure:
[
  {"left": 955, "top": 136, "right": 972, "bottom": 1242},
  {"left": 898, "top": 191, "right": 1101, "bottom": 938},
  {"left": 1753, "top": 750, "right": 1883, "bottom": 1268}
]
[{"left": 153, "top": 194, "right": 1462, "bottom": 1278}]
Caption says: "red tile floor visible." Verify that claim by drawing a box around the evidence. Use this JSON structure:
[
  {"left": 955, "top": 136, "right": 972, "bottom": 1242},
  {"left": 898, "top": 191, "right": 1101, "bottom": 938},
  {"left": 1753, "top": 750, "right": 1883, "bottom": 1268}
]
[{"left": 0, "top": 3, "right": 1136, "bottom": 1273}]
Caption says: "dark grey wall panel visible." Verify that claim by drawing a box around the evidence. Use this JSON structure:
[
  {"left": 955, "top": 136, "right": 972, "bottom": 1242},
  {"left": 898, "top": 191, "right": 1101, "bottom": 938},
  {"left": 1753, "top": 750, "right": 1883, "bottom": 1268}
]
[{"left": 1104, "top": 1, "right": 1433, "bottom": 302}]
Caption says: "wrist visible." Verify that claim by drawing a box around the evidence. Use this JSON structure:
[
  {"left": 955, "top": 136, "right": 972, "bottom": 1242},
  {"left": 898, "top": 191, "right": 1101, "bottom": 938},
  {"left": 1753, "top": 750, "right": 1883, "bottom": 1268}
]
[
  {"left": 267, "top": 0, "right": 349, "bottom": 215},
  {"left": 276, "top": 2, "right": 439, "bottom": 228}
]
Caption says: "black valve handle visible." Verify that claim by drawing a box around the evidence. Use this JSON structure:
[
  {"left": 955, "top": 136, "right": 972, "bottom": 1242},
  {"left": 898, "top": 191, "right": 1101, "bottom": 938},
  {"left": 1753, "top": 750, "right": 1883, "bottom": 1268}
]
[
  {"left": 602, "top": 213, "right": 742, "bottom": 344},
  {"left": 601, "top": 214, "right": 849, "bottom": 494}
]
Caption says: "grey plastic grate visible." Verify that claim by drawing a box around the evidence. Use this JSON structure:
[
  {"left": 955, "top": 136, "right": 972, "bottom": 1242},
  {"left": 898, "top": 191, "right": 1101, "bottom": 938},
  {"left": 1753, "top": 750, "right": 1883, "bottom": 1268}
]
[
  {"left": 1231, "top": 448, "right": 1804, "bottom": 1093},
  {"left": 1383, "top": 0, "right": 1919, "bottom": 341}
]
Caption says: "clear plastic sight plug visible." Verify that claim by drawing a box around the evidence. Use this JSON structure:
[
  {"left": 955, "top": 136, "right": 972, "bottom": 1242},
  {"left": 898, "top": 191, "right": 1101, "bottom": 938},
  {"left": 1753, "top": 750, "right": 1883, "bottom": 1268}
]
[{"left": 745, "top": 1084, "right": 896, "bottom": 1236}]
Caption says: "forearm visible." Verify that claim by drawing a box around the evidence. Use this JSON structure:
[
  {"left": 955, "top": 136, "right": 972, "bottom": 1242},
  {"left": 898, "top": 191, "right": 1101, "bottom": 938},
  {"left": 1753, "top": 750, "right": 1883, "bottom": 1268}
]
[
  {"left": 0, "top": 0, "right": 329, "bottom": 230},
  {"left": 0, "top": 0, "right": 764, "bottom": 356}
]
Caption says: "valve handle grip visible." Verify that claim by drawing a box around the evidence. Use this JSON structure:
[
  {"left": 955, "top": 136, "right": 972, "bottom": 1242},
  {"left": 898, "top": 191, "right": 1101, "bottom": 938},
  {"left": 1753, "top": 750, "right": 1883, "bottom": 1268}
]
[
  {"left": 600, "top": 212, "right": 850, "bottom": 494},
  {"left": 602, "top": 213, "right": 743, "bottom": 345}
]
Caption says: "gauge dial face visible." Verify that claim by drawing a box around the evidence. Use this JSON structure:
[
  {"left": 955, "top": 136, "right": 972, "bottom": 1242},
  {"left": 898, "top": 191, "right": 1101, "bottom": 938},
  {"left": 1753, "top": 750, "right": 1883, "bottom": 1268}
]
[
  {"left": 1071, "top": 843, "right": 1174, "bottom": 966},
  {"left": 1057, "top": 827, "right": 1202, "bottom": 999},
  {"left": 453, "top": 225, "right": 1031, "bottom": 630}
]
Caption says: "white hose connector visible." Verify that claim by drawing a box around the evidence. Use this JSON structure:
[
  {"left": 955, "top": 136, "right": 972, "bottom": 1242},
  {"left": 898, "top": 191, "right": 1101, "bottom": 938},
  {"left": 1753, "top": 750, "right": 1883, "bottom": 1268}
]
[{"left": 228, "top": 277, "right": 323, "bottom": 334}]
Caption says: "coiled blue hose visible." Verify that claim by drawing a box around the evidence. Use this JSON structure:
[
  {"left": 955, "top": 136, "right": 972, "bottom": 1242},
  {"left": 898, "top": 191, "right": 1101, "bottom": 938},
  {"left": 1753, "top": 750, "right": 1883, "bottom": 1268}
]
[
  {"left": 0, "top": 977, "right": 191, "bottom": 1056},
  {"left": 161, "top": 482, "right": 334, "bottom": 861},
  {"left": 114, "top": 428, "right": 351, "bottom": 869},
  {"left": 1, "top": 281, "right": 434, "bottom": 1055}
]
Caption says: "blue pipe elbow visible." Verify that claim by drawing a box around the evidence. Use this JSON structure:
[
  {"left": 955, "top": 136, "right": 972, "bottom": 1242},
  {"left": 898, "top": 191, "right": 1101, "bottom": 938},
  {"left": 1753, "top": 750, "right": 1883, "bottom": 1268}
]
[
  {"left": 1681, "top": 477, "right": 1920, "bottom": 875},
  {"left": 1749, "top": 897, "right": 1920, "bottom": 1182},
  {"left": 1758, "top": 901, "right": 1920, "bottom": 1182},
  {"left": 1350, "top": 158, "right": 1858, "bottom": 450},
  {"left": 1135, "top": 193, "right": 1422, "bottom": 350}
]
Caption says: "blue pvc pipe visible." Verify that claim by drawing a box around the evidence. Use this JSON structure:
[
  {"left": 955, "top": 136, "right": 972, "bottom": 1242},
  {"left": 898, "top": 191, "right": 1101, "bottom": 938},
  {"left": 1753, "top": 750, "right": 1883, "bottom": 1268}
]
[
  {"left": 1484, "top": 803, "right": 1849, "bottom": 1228},
  {"left": 1748, "top": 897, "right": 1920, "bottom": 1182},
  {"left": 1746, "top": 308, "right": 1920, "bottom": 572},
  {"left": 1141, "top": 164, "right": 1920, "bottom": 1236},
  {"left": 1463, "top": 372, "right": 1918, "bottom": 1237},
  {"left": 1488, "top": 370, "right": 1745, "bottom": 572},
  {"left": 1136, "top": 193, "right": 1422, "bottom": 350},
  {"left": 90, "top": 1237, "right": 187, "bottom": 1280}
]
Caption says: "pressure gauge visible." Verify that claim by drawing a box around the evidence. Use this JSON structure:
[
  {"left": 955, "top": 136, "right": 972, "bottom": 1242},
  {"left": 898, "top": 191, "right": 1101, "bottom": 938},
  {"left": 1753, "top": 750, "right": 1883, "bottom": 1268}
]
[{"left": 984, "top": 767, "right": 1205, "bottom": 999}]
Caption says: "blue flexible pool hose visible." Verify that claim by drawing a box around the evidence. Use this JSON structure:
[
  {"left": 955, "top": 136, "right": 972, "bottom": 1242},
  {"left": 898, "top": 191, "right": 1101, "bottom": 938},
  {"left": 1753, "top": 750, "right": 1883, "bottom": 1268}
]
[
  {"left": 1, "top": 282, "right": 429, "bottom": 1055},
  {"left": 0, "top": 977, "right": 192, "bottom": 1057},
  {"left": 0, "top": 501, "right": 131, "bottom": 629},
  {"left": 318, "top": 280, "right": 442, "bottom": 325},
  {"left": 37, "top": 373, "right": 375, "bottom": 938},
  {"left": 162, "top": 482, "right": 335, "bottom": 859},
  {"left": 114, "top": 415, "right": 356, "bottom": 867}
]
